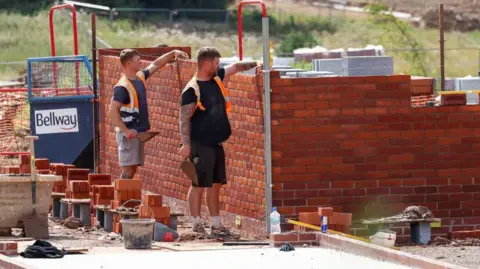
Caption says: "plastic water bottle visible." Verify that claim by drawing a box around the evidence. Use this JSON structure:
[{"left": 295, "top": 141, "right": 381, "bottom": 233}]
[{"left": 270, "top": 207, "right": 281, "bottom": 234}]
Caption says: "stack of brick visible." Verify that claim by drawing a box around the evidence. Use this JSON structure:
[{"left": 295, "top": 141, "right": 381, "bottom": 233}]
[
  {"left": 0, "top": 155, "right": 50, "bottom": 175},
  {"left": 19, "top": 154, "right": 30, "bottom": 174},
  {"left": 112, "top": 179, "right": 141, "bottom": 233},
  {"left": 65, "top": 168, "right": 90, "bottom": 199},
  {"left": 112, "top": 179, "right": 141, "bottom": 209},
  {"left": 297, "top": 207, "right": 352, "bottom": 234},
  {"left": 89, "top": 174, "right": 113, "bottom": 205},
  {"left": 139, "top": 194, "right": 170, "bottom": 226},
  {"left": 0, "top": 165, "right": 20, "bottom": 174},
  {"left": 89, "top": 174, "right": 114, "bottom": 212},
  {"left": 89, "top": 174, "right": 114, "bottom": 226},
  {"left": 50, "top": 163, "right": 66, "bottom": 192},
  {"left": 60, "top": 164, "right": 76, "bottom": 195},
  {"left": 34, "top": 158, "right": 50, "bottom": 174}
]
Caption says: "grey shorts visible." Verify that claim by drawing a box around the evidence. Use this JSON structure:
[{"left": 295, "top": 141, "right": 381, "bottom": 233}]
[{"left": 116, "top": 131, "right": 144, "bottom": 167}]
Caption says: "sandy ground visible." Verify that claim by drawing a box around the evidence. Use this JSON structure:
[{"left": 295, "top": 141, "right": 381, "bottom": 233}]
[
  {"left": 401, "top": 238, "right": 480, "bottom": 269},
  {"left": 402, "top": 246, "right": 480, "bottom": 269}
]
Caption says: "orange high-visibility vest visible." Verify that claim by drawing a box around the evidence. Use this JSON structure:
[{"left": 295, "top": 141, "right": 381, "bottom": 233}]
[
  {"left": 182, "top": 75, "right": 232, "bottom": 113},
  {"left": 114, "top": 71, "right": 147, "bottom": 123}
]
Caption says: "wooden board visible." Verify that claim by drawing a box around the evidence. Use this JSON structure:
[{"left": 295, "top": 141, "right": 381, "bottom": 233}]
[
  {"left": 61, "top": 198, "right": 91, "bottom": 204},
  {"left": 94, "top": 205, "right": 110, "bottom": 210},
  {"left": 51, "top": 192, "right": 66, "bottom": 198},
  {"left": 361, "top": 218, "right": 441, "bottom": 225}
]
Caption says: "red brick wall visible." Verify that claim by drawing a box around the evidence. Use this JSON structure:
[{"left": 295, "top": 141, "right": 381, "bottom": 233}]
[
  {"left": 98, "top": 48, "right": 266, "bottom": 234},
  {"left": 270, "top": 73, "right": 480, "bottom": 238}
]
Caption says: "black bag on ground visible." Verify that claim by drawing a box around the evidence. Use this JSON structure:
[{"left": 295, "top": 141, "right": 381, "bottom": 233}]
[{"left": 20, "top": 240, "right": 66, "bottom": 259}]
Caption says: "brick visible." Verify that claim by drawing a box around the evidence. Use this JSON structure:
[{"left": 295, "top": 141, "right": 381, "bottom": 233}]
[
  {"left": 37, "top": 169, "right": 50, "bottom": 174},
  {"left": 96, "top": 186, "right": 114, "bottom": 199},
  {"left": 88, "top": 174, "right": 112, "bottom": 188},
  {"left": 270, "top": 232, "right": 299, "bottom": 242},
  {"left": 19, "top": 154, "right": 30, "bottom": 165},
  {"left": 115, "top": 179, "right": 142, "bottom": 191},
  {"left": 3, "top": 166, "right": 20, "bottom": 174},
  {"left": 318, "top": 207, "right": 334, "bottom": 217},
  {"left": 0, "top": 241, "right": 17, "bottom": 256},
  {"left": 441, "top": 94, "right": 467, "bottom": 106},
  {"left": 70, "top": 181, "right": 89, "bottom": 193},
  {"left": 35, "top": 158, "right": 50, "bottom": 170},
  {"left": 331, "top": 212, "right": 352, "bottom": 225},
  {"left": 67, "top": 168, "right": 89, "bottom": 182},
  {"left": 114, "top": 222, "right": 122, "bottom": 234},
  {"left": 143, "top": 194, "right": 163, "bottom": 207},
  {"left": 139, "top": 205, "right": 170, "bottom": 219},
  {"left": 299, "top": 212, "right": 321, "bottom": 226}
]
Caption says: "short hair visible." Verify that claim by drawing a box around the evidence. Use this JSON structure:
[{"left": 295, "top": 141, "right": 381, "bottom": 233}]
[
  {"left": 119, "top": 49, "right": 140, "bottom": 66},
  {"left": 155, "top": 43, "right": 169, "bottom": 48},
  {"left": 196, "top": 47, "right": 221, "bottom": 65}
]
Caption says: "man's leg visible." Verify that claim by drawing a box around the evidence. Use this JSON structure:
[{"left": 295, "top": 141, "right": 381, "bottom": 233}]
[
  {"left": 189, "top": 142, "right": 214, "bottom": 234},
  {"left": 188, "top": 186, "right": 205, "bottom": 233},
  {"left": 209, "top": 145, "right": 239, "bottom": 238},
  {"left": 206, "top": 183, "right": 221, "bottom": 228},
  {"left": 117, "top": 132, "right": 141, "bottom": 180}
]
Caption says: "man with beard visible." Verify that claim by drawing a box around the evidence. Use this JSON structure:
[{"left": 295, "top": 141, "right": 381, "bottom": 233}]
[{"left": 178, "top": 46, "right": 261, "bottom": 237}]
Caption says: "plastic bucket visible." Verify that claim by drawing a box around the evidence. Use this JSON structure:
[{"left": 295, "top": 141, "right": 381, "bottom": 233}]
[
  {"left": 369, "top": 230, "right": 397, "bottom": 248},
  {"left": 120, "top": 219, "right": 155, "bottom": 249}
]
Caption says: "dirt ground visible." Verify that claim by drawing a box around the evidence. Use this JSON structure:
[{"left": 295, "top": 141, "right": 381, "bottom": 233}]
[
  {"left": 9, "top": 216, "right": 266, "bottom": 253},
  {"left": 401, "top": 237, "right": 480, "bottom": 269}
]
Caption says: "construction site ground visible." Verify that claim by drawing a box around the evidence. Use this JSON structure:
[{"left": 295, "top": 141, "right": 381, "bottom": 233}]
[
  {"left": 401, "top": 238, "right": 480, "bottom": 269},
  {"left": 6, "top": 220, "right": 417, "bottom": 269},
  {"left": 2, "top": 217, "right": 478, "bottom": 268}
]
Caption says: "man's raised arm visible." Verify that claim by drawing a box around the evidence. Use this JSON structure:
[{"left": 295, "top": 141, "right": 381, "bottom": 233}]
[
  {"left": 223, "top": 61, "right": 262, "bottom": 79},
  {"left": 146, "top": 50, "right": 188, "bottom": 76}
]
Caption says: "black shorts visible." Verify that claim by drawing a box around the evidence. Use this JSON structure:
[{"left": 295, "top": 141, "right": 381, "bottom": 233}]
[{"left": 189, "top": 141, "right": 227, "bottom": 188}]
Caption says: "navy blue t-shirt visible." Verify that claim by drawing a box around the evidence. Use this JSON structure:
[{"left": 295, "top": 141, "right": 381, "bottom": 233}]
[
  {"left": 180, "top": 68, "right": 231, "bottom": 146},
  {"left": 112, "top": 69, "right": 150, "bottom": 132}
]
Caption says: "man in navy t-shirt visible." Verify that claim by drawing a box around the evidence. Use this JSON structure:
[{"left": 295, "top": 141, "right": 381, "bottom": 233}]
[
  {"left": 109, "top": 48, "right": 187, "bottom": 179},
  {"left": 179, "top": 46, "right": 261, "bottom": 238}
]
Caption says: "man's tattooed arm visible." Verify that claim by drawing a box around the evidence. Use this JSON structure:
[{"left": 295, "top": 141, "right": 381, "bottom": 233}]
[
  {"left": 235, "top": 61, "right": 260, "bottom": 72},
  {"left": 224, "top": 61, "right": 262, "bottom": 78},
  {"left": 179, "top": 103, "right": 196, "bottom": 145}
]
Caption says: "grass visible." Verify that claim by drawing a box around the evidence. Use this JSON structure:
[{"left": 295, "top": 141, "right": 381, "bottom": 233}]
[{"left": 0, "top": 9, "right": 480, "bottom": 81}]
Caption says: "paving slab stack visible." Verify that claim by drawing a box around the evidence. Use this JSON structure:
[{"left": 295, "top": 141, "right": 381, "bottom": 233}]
[
  {"left": 313, "top": 56, "right": 394, "bottom": 76},
  {"left": 454, "top": 77, "right": 480, "bottom": 104}
]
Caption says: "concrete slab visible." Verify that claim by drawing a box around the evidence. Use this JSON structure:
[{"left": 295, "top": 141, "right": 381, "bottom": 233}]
[{"left": 11, "top": 247, "right": 414, "bottom": 269}]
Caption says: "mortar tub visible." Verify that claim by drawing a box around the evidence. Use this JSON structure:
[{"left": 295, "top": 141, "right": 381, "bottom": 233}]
[{"left": 0, "top": 174, "right": 62, "bottom": 229}]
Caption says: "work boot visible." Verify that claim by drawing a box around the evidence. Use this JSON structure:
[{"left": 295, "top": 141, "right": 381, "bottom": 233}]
[
  {"left": 210, "top": 225, "right": 241, "bottom": 240},
  {"left": 192, "top": 222, "right": 207, "bottom": 235}
]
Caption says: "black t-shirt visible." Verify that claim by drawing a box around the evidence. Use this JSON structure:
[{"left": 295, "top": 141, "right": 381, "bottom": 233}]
[
  {"left": 180, "top": 68, "right": 232, "bottom": 146},
  {"left": 112, "top": 69, "right": 150, "bottom": 132}
]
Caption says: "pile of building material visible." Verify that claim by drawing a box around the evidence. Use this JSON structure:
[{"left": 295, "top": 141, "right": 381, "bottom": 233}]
[{"left": 313, "top": 56, "right": 394, "bottom": 76}]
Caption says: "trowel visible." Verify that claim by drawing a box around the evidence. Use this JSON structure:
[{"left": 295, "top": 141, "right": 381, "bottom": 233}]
[
  {"left": 137, "top": 131, "right": 160, "bottom": 143},
  {"left": 21, "top": 136, "right": 49, "bottom": 239}
]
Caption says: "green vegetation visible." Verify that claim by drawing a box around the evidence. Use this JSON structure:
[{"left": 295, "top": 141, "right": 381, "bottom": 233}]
[{"left": 1, "top": 6, "right": 480, "bottom": 80}]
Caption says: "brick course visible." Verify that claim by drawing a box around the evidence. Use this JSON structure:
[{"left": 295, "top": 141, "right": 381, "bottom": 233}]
[
  {"left": 270, "top": 73, "right": 480, "bottom": 237},
  {"left": 98, "top": 47, "right": 266, "bottom": 234},
  {"left": 99, "top": 47, "right": 480, "bottom": 238}
]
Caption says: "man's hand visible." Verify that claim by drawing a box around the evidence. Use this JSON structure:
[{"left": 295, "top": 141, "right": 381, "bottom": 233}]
[
  {"left": 179, "top": 144, "right": 191, "bottom": 159},
  {"left": 147, "top": 50, "right": 188, "bottom": 76},
  {"left": 172, "top": 50, "right": 188, "bottom": 61},
  {"left": 124, "top": 129, "right": 137, "bottom": 139},
  {"left": 224, "top": 60, "right": 263, "bottom": 78}
]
